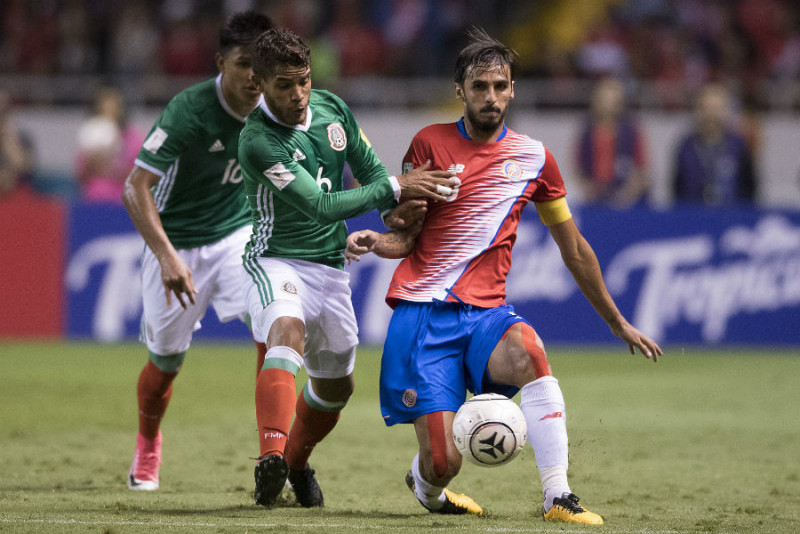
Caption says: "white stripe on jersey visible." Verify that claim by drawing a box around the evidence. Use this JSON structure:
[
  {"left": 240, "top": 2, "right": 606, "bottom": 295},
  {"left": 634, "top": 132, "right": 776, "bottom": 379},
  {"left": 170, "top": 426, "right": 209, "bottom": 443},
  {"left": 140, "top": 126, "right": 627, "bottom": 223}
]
[
  {"left": 247, "top": 183, "right": 274, "bottom": 258},
  {"left": 152, "top": 158, "right": 179, "bottom": 212},
  {"left": 390, "top": 133, "right": 546, "bottom": 304}
]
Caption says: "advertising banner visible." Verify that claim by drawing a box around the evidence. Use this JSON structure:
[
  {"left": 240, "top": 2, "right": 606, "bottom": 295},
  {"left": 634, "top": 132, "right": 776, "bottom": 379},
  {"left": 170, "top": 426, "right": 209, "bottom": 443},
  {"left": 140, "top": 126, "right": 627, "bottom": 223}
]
[
  {"left": 64, "top": 204, "right": 800, "bottom": 346},
  {"left": 0, "top": 191, "right": 65, "bottom": 338}
]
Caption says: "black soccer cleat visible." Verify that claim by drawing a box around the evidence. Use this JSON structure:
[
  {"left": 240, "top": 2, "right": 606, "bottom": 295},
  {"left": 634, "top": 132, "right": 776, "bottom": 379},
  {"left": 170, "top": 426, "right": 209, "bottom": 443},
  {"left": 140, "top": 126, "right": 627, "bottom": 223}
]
[
  {"left": 288, "top": 465, "right": 324, "bottom": 507},
  {"left": 404, "top": 470, "right": 484, "bottom": 516},
  {"left": 254, "top": 455, "right": 289, "bottom": 506}
]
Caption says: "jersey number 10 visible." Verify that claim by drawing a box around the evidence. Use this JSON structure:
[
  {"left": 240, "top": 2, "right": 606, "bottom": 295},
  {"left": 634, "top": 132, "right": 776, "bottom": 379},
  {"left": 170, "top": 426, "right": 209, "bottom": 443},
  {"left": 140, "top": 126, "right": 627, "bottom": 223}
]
[{"left": 221, "top": 158, "right": 243, "bottom": 184}]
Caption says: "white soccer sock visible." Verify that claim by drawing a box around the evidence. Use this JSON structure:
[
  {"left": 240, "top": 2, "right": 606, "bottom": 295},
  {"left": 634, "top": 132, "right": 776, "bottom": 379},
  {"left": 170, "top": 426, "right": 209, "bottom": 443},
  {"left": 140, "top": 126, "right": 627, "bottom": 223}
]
[
  {"left": 411, "top": 454, "right": 446, "bottom": 510},
  {"left": 520, "top": 376, "right": 571, "bottom": 511}
]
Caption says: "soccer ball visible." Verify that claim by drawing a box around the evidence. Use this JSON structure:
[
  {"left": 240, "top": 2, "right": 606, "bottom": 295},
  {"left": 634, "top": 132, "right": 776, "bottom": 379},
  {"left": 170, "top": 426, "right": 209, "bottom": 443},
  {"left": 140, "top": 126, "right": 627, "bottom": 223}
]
[{"left": 452, "top": 393, "right": 527, "bottom": 467}]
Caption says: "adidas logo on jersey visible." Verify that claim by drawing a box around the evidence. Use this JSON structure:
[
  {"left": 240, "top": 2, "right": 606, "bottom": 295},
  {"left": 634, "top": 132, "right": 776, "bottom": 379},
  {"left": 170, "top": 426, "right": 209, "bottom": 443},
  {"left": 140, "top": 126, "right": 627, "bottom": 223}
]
[
  {"left": 292, "top": 149, "right": 306, "bottom": 161},
  {"left": 208, "top": 139, "right": 225, "bottom": 152}
]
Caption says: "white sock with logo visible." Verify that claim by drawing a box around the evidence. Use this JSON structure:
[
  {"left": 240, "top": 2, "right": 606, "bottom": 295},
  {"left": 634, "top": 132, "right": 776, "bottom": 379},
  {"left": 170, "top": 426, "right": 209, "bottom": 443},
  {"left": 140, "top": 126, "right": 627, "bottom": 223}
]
[
  {"left": 520, "top": 376, "right": 570, "bottom": 511},
  {"left": 411, "top": 453, "right": 446, "bottom": 510}
]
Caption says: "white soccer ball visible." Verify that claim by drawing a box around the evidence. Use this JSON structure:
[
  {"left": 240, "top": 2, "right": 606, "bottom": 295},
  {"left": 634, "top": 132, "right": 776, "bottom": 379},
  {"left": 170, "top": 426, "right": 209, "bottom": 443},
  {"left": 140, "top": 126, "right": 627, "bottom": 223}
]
[{"left": 452, "top": 393, "right": 527, "bottom": 467}]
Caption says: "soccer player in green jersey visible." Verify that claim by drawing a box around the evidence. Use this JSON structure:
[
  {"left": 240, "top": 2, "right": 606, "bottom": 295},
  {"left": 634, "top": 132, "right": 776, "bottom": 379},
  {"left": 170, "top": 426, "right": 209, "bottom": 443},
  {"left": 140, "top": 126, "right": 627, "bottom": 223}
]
[
  {"left": 121, "top": 11, "right": 273, "bottom": 492},
  {"left": 238, "top": 28, "right": 460, "bottom": 507}
]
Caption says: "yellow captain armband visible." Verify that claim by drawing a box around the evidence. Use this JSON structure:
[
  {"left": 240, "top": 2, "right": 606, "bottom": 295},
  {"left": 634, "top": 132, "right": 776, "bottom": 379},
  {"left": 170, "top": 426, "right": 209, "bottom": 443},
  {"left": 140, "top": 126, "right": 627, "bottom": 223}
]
[{"left": 535, "top": 196, "right": 572, "bottom": 226}]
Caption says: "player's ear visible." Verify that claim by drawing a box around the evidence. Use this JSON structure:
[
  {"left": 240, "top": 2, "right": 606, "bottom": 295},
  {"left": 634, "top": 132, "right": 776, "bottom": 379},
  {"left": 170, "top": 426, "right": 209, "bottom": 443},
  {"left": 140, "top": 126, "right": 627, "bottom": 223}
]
[
  {"left": 455, "top": 83, "right": 464, "bottom": 101},
  {"left": 510, "top": 80, "right": 515, "bottom": 100},
  {"left": 253, "top": 74, "right": 265, "bottom": 93},
  {"left": 215, "top": 52, "right": 225, "bottom": 73}
]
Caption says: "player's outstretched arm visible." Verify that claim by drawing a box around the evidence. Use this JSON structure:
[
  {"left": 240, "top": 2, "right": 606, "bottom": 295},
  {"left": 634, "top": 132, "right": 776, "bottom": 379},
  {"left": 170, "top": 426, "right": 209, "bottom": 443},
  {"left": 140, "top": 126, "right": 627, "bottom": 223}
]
[
  {"left": 396, "top": 160, "right": 460, "bottom": 202},
  {"left": 548, "top": 217, "right": 662, "bottom": 361},
  {"left": 345, "top": 222, "right": 422, "bottom": 264},
  {"left": 122, "top": 166, "right": 197, "bottom": 309}
]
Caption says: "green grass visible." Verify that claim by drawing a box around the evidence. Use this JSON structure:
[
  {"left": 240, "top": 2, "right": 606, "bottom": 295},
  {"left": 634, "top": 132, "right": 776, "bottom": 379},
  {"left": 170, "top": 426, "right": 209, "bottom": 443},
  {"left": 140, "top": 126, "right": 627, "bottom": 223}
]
[{"left": 1, "top": 342, "right": 798, "bottom": 533}]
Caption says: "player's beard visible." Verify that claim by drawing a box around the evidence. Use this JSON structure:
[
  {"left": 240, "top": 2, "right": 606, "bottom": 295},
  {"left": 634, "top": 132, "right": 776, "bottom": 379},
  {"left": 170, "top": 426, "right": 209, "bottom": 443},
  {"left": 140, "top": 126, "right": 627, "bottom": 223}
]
[{"left": 465, "top": 104, "right": 507, "bottom": 134}]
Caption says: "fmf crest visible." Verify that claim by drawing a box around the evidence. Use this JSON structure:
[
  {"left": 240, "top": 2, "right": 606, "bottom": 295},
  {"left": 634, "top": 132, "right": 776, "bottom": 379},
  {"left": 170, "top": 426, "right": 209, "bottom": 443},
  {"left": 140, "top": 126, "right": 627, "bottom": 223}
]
[{"left": 327, "top": 123, "right": 347, "bottom": 151}]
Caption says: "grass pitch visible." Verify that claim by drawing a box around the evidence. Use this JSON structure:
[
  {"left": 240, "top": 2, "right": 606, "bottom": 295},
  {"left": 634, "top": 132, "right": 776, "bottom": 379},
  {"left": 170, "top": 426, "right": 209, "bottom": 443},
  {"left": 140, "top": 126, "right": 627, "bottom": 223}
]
[{"left": 0, "top": 342, "right": 798, "bottom": 533}]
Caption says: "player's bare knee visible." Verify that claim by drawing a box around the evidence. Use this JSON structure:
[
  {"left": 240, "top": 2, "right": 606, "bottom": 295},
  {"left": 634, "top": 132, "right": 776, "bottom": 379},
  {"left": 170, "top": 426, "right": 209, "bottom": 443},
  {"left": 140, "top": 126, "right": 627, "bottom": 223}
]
[
  {"left": 505, "top": 339, "right": 538, "bottom": 380},
  {"left": 267, "top": 316, "right": 305, "bottom": 352}
]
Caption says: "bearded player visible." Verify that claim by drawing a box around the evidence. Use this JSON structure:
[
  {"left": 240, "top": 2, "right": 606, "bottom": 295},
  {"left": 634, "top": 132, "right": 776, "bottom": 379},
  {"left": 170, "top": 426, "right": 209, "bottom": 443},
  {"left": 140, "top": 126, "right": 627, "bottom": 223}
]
[{"left": 346, "top": 27, "right": 662, "bottom": 524}]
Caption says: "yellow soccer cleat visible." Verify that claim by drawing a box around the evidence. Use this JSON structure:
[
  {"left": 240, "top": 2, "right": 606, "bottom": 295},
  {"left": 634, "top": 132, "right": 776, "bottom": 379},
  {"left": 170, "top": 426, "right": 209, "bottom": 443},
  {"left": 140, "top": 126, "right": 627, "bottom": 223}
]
[
  {"left": 405, "top": 471, "right": 485, "bottom": 516},
  {"left": 543, "top": 493, "right": 604, "bottom": 525}
]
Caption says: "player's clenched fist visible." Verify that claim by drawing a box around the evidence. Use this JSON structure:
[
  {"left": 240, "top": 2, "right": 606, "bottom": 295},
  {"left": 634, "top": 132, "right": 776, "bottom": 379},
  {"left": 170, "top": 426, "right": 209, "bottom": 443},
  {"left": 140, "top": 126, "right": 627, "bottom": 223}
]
[{"left": 344, "top": 230, "right": 380, "bottom": 264}]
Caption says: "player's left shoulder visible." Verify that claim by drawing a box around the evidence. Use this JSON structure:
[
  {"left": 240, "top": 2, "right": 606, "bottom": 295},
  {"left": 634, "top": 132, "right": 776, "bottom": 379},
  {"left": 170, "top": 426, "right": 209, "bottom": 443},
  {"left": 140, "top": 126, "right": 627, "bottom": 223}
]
[
  {"left": 503, "top": 127, "right": 547, "bottom": 155},
  {"left": 311, "top": 89, "right": 347, "bottom": 113}
]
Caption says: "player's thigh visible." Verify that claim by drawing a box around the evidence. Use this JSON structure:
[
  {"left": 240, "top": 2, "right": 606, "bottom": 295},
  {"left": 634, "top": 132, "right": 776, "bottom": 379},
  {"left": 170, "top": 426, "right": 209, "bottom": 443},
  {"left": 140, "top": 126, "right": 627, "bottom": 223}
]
[
  {"left": 243, "top": 256, "right": 306, "bottom": 345},
  {"left": 206, "top": 225, "right": 252, "bottom": 324},
  {"left": 303, "top": 264, "right": 359, "bottom": 380},
  {"left": 380, "top": 302, "right": 468, "bottom": 426},
  {"left": 464, "top": 305, "right": 530, "bottom": 396},
  {"left": 140, "top": 246, "right": 210, "bottom": 355},
  {"left": 487, "top": 321, "right": 551, "bottom": 386}
]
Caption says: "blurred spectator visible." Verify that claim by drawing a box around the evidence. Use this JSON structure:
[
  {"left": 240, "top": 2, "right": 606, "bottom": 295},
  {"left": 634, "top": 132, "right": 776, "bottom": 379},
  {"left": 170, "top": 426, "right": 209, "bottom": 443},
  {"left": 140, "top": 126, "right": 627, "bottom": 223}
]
[
  {"left": 672, "top": 83, "right": 757, "bottom": 205},
  {"left": 0, "top": 0, "right": 797, "bottom": 110},
  {"left": 574, "top": 78, "right": 650, "bottom": 208},
  {"left": 57, "top": 0, "right": 98, "bottom": 73},
  {"left": 74, "top": 86, "right": 145, "bottom": 203},
  {"left": 158, "top": 16, "right": 216, "bottom": 76},
  {"left": 0, "top": 91, "right": 35, "bottom": 196},
  {"left": 325, "top": 0, "right": 388, "bottom": 77},
  {"left": 576, "top": 19, "right": 629, "bottom": 79},
  {"left": 0, "top": 0, "right": 59, "bottom": 74},
  {"left": 111, "top": 1, "right": 159, "bottom": 80}
]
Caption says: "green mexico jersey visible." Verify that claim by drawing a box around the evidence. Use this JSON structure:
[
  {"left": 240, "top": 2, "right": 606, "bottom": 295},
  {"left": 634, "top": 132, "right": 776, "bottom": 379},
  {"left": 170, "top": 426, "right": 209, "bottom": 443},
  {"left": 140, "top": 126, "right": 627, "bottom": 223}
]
[
  {"left": 239, "top": 89, "right": 397, "bottom": 268},
  {"left": 135, "top": 75, "right": 251, "bottom": 249}
]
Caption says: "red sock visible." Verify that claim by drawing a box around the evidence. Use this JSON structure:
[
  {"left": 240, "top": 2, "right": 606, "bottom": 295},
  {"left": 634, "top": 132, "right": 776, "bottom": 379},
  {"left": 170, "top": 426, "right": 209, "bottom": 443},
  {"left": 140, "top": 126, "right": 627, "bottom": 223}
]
[
  {"left": 137, "top": 361, "right": 178, "bottom": 440},
  {"left": 254, "top": 340, "right": 267, "bottom": 379},
  {"left": 285, "top": 391, "right": 341, "bottom": 471},
  {"left": 255, "top": 368, "right": 296, "bottom": 457}
]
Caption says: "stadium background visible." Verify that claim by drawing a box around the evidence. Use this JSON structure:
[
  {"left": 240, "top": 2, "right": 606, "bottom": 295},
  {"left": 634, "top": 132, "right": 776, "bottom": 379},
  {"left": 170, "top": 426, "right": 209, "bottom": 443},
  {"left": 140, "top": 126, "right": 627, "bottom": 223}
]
[{"left": 1, "top": 0, "right": 798, "bottom": 346}]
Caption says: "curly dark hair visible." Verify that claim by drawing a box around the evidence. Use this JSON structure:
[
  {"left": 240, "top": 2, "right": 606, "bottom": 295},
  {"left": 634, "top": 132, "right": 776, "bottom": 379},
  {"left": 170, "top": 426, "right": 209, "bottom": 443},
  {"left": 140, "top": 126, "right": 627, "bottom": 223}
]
[{"left": 252, "top": 27, "right": 311, "bottom": 78}]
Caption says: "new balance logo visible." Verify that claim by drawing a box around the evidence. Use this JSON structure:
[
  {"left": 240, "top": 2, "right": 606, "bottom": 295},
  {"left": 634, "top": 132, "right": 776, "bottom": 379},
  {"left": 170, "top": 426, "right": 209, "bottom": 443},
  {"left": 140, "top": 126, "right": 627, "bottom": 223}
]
[
  {"left": 292, "top": 149, "right": 306, "bottom": 161},
  {"left": 208, "top": 139, "right": 225, "bottom": 152},
  {"left": 539, "top": 411, "right": 563, "bottom": 421},
  {"left": 447, "top": 163, "right": 465, "bottom": 174}
]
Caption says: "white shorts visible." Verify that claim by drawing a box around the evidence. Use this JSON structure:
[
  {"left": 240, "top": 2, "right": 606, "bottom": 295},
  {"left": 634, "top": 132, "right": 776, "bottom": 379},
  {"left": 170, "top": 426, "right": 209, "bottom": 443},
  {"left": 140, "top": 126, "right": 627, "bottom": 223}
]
[
  {"left": 140, "top": 225, "right": 251, "bottom": 355},
  {"left": 244, "top": 257, "right": 359, "bottom": 379}
]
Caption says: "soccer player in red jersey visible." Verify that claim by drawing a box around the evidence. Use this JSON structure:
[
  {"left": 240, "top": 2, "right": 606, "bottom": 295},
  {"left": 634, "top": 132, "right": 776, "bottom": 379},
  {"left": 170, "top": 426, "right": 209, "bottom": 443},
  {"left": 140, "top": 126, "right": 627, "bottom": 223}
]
[{"left": 346, "top": 27, "right": 662, "bottom": 524}]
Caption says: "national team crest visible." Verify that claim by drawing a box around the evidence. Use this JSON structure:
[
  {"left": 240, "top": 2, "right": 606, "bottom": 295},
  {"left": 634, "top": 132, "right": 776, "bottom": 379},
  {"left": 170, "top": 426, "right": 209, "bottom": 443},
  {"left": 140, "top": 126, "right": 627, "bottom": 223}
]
[
  {"left": 281, "top": 281, "right": 298, "bottom": 295},
  {"left": 502, "top": 159, "right": 524, "bottom": 180},
  {"left": 402, "top": 389, "right": 417, "bottom": 407},
  {"left": 327, "top": 123, "right": 347, "bottom": 151}
]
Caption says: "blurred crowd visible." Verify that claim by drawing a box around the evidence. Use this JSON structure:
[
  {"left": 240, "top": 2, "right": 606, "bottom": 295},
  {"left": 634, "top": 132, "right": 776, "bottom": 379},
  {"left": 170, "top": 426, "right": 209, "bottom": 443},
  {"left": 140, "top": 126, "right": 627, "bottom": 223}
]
[
  {"left": 1, "top": 0, "right": 797, "bottom": 206},
  {"left": 1, "top": 0, "right": 798, "bottom": 108}
]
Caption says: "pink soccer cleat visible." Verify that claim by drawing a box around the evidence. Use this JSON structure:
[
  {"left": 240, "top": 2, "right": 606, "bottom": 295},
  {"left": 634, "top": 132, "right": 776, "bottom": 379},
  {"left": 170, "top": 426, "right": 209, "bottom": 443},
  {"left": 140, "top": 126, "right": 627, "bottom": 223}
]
[{"left": 127, "top": 431, "right": 162, "bottom": 491}]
